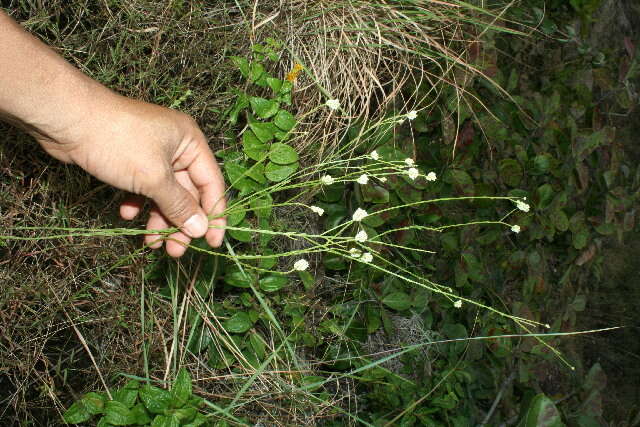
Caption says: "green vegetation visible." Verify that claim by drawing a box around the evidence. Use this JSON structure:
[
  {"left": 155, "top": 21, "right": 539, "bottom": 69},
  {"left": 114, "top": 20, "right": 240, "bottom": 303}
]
[{"left": 1, "top": 1, "right": 639, "bottom": 426}]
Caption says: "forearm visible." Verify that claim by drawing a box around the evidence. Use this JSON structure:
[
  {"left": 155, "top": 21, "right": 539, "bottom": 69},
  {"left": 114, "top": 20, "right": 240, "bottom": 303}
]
[{"left": 0, "top": 11, "right": 113, "bottom": 143}]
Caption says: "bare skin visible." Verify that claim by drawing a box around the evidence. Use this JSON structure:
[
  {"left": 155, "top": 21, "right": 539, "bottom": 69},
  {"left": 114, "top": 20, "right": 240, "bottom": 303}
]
[{"left": 0, "top": 11, "right": 227, "bottom": 257}]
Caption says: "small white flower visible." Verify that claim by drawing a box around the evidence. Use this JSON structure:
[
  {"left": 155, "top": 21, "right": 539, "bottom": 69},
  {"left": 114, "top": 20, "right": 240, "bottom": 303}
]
[
  {"left": 426, "top": 172, "right": 437, "bottom": 181},
  {"left": 352, "top": 208, "right": 368, "bottom": 222},
  {"left": 404, "top": 158, "right": 415, "bottom": 166},
  {"left": 453, "top": 300, "right": 462, "bottom": 309},
  {"left": 361, "top": 252, "right": 373, "bottom": 263},
  {"left": 320, "top": 175, "right": 335, "bottom": 185},
  {"left": 379, "top": 177, "right": 387, "bottom": 183},
  {"left": 397, "top": 118, "right": 406, "bottom": 124},
  {"left": 406, "top": 110, "right": 418, "bottom": 120},
  {"left": 293, "top": 259, "right": 309, "bottom": 271},
  {"left": 349, "top": 248, "right": 362, "bottom": 258},
  {"left": 370, "top": 150, "right": 380, "bottom": 160},
  {"left": 511, "top": 224, "right": 521, "bottom": 233},
  {"left": 355, "top": 230, "right": 368, "bottom": 243},
  {"left": 406, "top": 167, "right": 419, "bottom": 180},
  {"left": 325, "top": 99, "right": 340, "bottom": 111},
  {"left": 516, "top": 200, "right": 530, "bottom": 212},
  {"left": 309, "top": 206, "right": 324, "bottom": 216},
  {"left": 356, "top": 174, "right": 369, "bottom": 185}
]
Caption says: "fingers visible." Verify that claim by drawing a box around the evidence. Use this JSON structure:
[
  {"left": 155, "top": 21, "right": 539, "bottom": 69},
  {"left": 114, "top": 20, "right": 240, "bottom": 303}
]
[
  {"left": 119, "top": 195, "right": 144, "bottom": 220},
  {"left": 185, "top": 135, "right": 227, "bottom": 247},
  {"left": 149, "top": 170, "right": 208, "bottom": 239}
]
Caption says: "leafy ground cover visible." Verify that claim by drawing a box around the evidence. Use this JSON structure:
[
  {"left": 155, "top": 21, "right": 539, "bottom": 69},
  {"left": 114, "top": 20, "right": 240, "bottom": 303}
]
[{"left": 1, "top": 1, "right": 639, "bottom": 426}]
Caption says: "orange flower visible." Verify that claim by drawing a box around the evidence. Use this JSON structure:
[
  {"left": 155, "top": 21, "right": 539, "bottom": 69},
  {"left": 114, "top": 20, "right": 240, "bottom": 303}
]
[{"left": 286, "top": 63, "right": 304, "bottom": 82}]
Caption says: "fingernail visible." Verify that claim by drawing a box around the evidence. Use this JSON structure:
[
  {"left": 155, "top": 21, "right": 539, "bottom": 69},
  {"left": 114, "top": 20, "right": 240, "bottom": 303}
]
[{"left": 183, "top": 213, "right": 208, "bottom": 238}]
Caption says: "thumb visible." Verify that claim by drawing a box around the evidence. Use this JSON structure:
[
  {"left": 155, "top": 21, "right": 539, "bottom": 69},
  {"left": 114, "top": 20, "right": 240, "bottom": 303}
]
[{"left": 150, "top": 174, "right": 209, "bottom": 239}]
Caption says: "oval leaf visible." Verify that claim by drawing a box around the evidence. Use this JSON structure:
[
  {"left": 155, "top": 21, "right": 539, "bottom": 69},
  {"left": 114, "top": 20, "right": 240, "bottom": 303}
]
[
  {"left": 274, "top": 109, "right": 296, "bottom": 131},
  {"left": 223, "top": 312, "right": 253, "bottom": 333},
  {"left": 269, "top": 143, "right": 299, "bottom": 165},
  {"left": 382, "top": 292, "right": 412, "bottom": 311},
  {"left": 265, "top": 161, "right": 299, "bottom": 182},
  {"left": 250, "top": 96, "right": 279, "bottom": 119},
  {"left": 259, "top": 274, "right": 289, "bottom": 292}
]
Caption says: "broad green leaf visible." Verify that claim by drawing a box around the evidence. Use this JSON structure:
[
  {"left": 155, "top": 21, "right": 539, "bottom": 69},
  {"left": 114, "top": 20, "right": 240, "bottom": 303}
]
[
  {"left": 250, "top": 194, "right": 273, "bottom": 218},
  {"left": 246, "top": 163, "right": 267, "bottom": 184},
  {"left": 537, "top": 184, "right": 554, "bottom": 209},
  {"left": 297, "top": 270, "right": 315, "bottom": 290},
  {"left": 223, "top": 312, "right": 253, "bottom": 333},
  {"left": 183, "top": 413, "right": 208, "bottom": 427},
  {"left": 382, "top": 292, "right": 412, "bottom": 311},
  {"left": 249, "top": 332, "right": 266, "bottom": 359},
  {"left": 130, "top": 403, "right": 152, "bottom": 425},
  {"left": 173, "top": 407, "right": 197, "bottom": 422},
  {"left": 230, "top": 56, "right": 249, "bottom": 77},
  {"left": 323, "top": 253, "right": 347, "bottom": 270},
  {"left": 228, "top": 219, "right": 253, "bottom": 242},
  {"left": 572, "top": 229, "right": 589, "bottom": 250},
  {"left": 259, "top": 274, "right": 288, "bottom": 292},
  {"left": 171, "top": 368, "right": 192, "bottom": 406},
  {"left": 139, "top": 384, "right": 172, "bottom": 414},
  {"left": 551, "top": 210, "right": 569, "bottom": 232},
  {"left": 249, "top": 62, "right": 266, "bottom": 85},
  {"left": 227, "top": 93, "right": 249, "bottom": 125},
  {"left": 63, "top": 400, "right": 92, "bottom": 424},
  {"left": 518, "top": 394, "right": 562, "bottom": 427},
  {"left": 82, "top": 392, "right": 106, "bottom": 415},
  {"left": 499, "top": 159, "right": 523, "bottom": 187},
  {"left": 595, "top": 222, "right": 616, "bottom": 235},
  {"left": 227, "top": 208, "right": 246, "bottom": 227},
  {"left": 112, "top": 382, "right": 138, "bottom": 408},
  {"left": 361, "top": 185, "right": 389, "bottom": 204},
  {"left": 242, "top": 131, "right": 268, "bottom": 161},
  {"left": 265, "top": 161, "right": 299, "bottom": 182},
  {"left": 274, "top": 109, "right": 296, "bottom": 131},
  {"left": 266, "top": 77, "right": 283, "bottom": 94},
  {"left": 249, "top": 122, "right": 276, "bottom": 143},
  {"left": 104, "top": 400, "right": 136, "bottom": 426},
  {"left": 269, "top": 143, "right": 299, "bottom": 165},
  {"left": 224, "top": 270, "right": 255, "bottom": 288},
  {"left": 250, "top": 97, "right": 279, "bottom": 119},
  {"left": 258, "top": 249, "right": 278, "bottom": 269}
]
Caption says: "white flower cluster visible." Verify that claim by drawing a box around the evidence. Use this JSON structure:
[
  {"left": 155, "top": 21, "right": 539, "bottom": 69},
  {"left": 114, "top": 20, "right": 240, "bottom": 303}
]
[
  {"left": 309, "top": 206, "right": 324, "bottom": 216},
  {"left": 352, "top": 208, "right": 368, "bottom": 222},
  {"left": 350, "top": 248, "right": 373, "bottom": 263},
  {"left": 325, "top": 99, "right": 340, "bottom": 111},
  {"left": 516, "top": 199, "right": 530, "bottom": 212},
  {"left": 321, "top": 175, "right": 335, "bottom": 185},
  {"left": 293, "top": 259, "right": 309, "bottom": 271},
  {"left": 357, "top": 174, "right": 369, "bottom": 185},
  {"left": 355, "top": 230, "right": 368, "bottom": 242}
]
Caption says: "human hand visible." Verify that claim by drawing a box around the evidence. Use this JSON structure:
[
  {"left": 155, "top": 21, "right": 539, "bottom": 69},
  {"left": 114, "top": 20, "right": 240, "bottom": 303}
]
[{"left": 36, "top": 93, "right": 227, "bottom": 258}]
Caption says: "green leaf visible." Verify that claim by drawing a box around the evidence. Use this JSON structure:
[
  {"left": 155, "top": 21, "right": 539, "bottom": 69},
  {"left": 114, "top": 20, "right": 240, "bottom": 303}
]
[
  {"left": 269, "top": 143, "right": 299, "bottom": 165},
  {"left": 382, "top": 292, "right": 412, "bottom": 311},
  {"left": 223, "top": 312, "right": 253, "bottom": 333},
  {"left": 297, "top": 270, "right": 315, "bottom": 290},
  {"left": 227, "top": 208, "right": 246, "bottom": 227},
  {"left": 104, "top": 400, "right": 136, "bottom": 426},
  {"left": 249, "top": 332, "right": 266, "bottom": 359},
  {"left": 551, "top": 210, "right": 569, "bottom": 232},
  {"left": 249, "top": 62, "right": 266, "bottom": 86},
  {"left": 224, "top": 270, "right": 255, "bottom": 288},
  {"left": 595, "top": 222, "right": 616, "bottom": 235},
  {"left": 250, "top": 97, "right": 279, "bottom": 119},
  {"left": 259, "top": 274, "right": 289, "bottom": 292},
  {"left": 139, "top": 384, "right": 172, "bottom": 415},
  {"left": 242, "top": 131, "right": 268, "bottom": 161},
  {"left": 228, "top": 219, "right": 253, "bottom": 242},
  {"left": 246, "top": 163, "right": 266, "bottom": 184},
  {"left": 82, "top": 392, "right": 106, "bottom": 415},
  {"left": 361, "top": 185, "right": 389, "bottom": 204},
  {"left": 183, "top": 413, "right": 208, "bottom": 427},
  {"left": 266, "top": 77, "right": 283, "bottom": 94},
  {"left": 537, "top": 184, "right": 554, "bottom": 209},
  {"left": 274, "top": 109, "right": 296, "bottom": 131},
  {"left": 518, "top": 394, "right": 562, "bottom": 427},
  {"left": 227, "top": 93, "right": 249, "bottom": 125},
  {"left": 63, "top": 400, "right": 92, "bottom": 424},
  {"left": 250, "top": 194, "right": 273, "bottom": 219},
  {"left": 171, "top": 368, "right": 192, "bottom": 406},
  {"left": 173, "top": 407, "right": 197, "bottom": 422},
  {"left": 499, "top": 159, "right": 523, "bottom": 187},
  {"left": 230, "top": 56, "right": 249, "bottom": 78},
  {"left": 265, "top": 161, "right": 299, "bottom": 182},
  {"left": 112, "top": 382, "right": 138, "bottom": 408},
  {"left": 249, "top": 122, "right": 276, "bottom": 143},
  {"left": 130, "top": 403, "right": 152, "bottom": 425}
]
